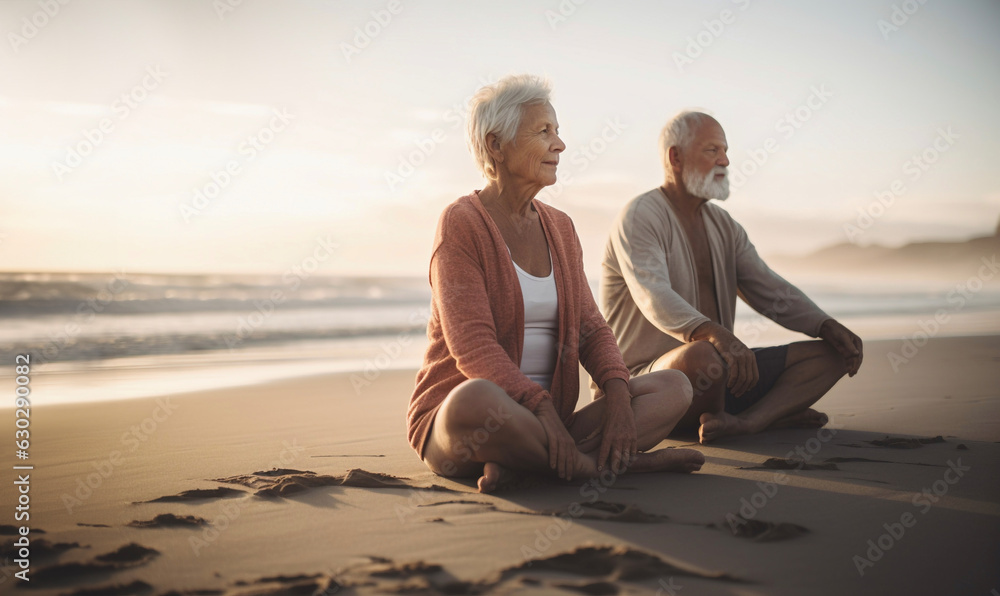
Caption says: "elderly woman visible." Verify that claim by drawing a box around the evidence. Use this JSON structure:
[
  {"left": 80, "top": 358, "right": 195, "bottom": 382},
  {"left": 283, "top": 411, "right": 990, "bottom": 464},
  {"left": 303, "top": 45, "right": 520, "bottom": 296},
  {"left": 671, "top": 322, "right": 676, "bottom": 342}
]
[{"left": 406, "top": 74, "right": 704, "bottom": 493}]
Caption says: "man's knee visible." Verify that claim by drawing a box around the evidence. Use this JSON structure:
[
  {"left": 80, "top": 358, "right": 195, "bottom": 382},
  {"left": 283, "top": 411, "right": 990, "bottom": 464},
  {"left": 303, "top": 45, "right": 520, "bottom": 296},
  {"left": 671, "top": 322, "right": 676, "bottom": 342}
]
[
  {"left": 684, "top": 340, "right": 725, "bottom": 372},
  {"left": 666, "top": 341, "right": 727, "bottom": 394},
  {"left": 790, "top": 340, "right": 846, "bottom": 379},
  {"left": 812, "top": 340, "right": 846, "bottom": 373}
]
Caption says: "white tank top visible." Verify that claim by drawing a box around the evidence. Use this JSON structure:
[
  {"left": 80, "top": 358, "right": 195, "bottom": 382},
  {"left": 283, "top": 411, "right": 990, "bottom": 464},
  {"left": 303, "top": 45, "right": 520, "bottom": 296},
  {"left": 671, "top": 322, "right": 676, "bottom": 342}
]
[{"left": 511, "top": 251, "right": 559, "bottom": 391}]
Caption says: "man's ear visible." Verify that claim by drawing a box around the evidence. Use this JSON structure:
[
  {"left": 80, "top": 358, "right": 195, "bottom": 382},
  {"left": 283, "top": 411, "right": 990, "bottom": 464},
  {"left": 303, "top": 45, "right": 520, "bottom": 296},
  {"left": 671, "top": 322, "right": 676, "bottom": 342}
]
[
  {"left": 668, "top": 146, "right": 683, "bottom": 175},
  {"left": 485, "top": 132, "right": 504, "bottom": 165},
  {"left": 668, "top": 146, "right": 682, "bottom": 168}
]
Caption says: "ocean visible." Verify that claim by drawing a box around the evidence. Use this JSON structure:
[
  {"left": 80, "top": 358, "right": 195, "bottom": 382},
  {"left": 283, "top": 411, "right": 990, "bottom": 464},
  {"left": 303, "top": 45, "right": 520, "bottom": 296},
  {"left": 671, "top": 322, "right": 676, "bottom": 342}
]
[{"left": 2, "top": 271, "right": 999, "bottom": 405}]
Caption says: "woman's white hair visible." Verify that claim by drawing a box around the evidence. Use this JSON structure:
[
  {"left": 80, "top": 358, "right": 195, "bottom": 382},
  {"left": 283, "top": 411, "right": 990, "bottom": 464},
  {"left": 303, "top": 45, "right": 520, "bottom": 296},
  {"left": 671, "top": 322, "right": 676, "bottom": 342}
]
[
  {"left": 466, "top": 74, "right": 552, "bottom": 180},
  {"left": 659, "top": 110, "right": 711, "bottom": 177}
]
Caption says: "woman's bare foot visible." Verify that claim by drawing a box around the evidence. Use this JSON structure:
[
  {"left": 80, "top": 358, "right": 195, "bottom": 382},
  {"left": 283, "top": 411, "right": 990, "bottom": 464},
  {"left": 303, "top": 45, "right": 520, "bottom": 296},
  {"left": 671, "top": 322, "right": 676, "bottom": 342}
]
[
  {"left": 699, "top": 411, "right": 749, "bottom": 443},
  {"left": 628, "top": 448, "right": 705, "bottom": 473},
  {"left": 768, "top": 408, "right": 829, "bottom": 430},
  {"left": 477, "top": 462, "right": 513, "bottom": 493}
]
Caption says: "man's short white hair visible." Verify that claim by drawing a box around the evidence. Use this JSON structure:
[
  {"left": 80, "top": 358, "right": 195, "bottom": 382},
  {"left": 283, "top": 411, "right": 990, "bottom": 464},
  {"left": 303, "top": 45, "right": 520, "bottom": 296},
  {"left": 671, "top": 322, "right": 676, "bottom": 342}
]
[
  {"left": 659, "top": 110, "right": 712, "bottom": 177},
  {"left": 467, "top": 74, "right": 552, "bottom": 180}
]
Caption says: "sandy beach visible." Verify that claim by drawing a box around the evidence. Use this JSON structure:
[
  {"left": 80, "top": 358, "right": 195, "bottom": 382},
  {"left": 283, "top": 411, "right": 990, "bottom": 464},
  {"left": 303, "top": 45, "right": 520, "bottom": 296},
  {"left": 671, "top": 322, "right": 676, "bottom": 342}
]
[{"left": 4, "top": 335, "right": 999, "bottom": 595}]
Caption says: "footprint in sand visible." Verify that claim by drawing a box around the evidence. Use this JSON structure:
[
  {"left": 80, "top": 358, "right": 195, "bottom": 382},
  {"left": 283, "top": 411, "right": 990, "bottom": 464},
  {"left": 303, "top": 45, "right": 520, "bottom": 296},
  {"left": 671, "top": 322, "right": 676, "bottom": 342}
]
[
  {"left": 138, "top": 487, "right": 246, "bottom": 503},
  {"left": 114, "top": 545, "right": 745, "bottom": 594},
  {"left": 62, "top": 580, "right": 154, "bottom": 596},
  {"left": 31, "top": 543, "right": 159, "bottom": 588},
  {"left": 0, "top": 537, "right": 84, "bottom": 562},
  {"left": 0, "top": 524, "right": 44, "bottom": 534},
  {"left": 417, "top": 499, "right": 672, "bottom": 524},
  {"left": 739, "top": 457, "right": 839, "bottom": 471},
  {"left": 867, "top": 435, "right": 946, "bottom": 449},
  {"left": 725, "top": 515, "right": 810, "bottom": 542},
  {"left": 127, "top": 513, "right": 208, "bottom": 529},
  {"left": 212, "top": 467, "right": 457, "bottom": 498}
]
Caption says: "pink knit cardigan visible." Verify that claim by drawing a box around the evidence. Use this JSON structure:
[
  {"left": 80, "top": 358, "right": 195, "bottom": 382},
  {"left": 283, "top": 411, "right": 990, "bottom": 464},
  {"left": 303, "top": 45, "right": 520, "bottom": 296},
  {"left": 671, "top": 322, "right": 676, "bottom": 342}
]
[{"left": 406, "top": 191, "right": 631, "bottom": 457}]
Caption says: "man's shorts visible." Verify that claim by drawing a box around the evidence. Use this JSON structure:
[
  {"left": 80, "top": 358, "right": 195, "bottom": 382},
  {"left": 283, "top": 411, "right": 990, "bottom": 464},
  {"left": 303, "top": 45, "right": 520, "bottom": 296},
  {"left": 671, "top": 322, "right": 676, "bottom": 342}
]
[{"left": 724, "top": 345, "right": 789, "bottom": 415}]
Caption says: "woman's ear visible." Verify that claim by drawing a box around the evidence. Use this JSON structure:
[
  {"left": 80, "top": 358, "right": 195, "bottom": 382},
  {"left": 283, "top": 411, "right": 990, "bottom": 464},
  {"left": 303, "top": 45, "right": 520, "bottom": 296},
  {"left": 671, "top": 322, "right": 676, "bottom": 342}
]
[{"left": 485, "top": 132, "right": 504, "bottom": 166}]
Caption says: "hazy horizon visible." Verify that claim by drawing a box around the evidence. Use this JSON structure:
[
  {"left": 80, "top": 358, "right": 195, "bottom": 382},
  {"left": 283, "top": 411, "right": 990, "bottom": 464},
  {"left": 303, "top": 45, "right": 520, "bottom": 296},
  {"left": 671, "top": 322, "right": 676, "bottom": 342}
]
[{"left": 0, "top": 225, "right": 995, "bottom": 278}]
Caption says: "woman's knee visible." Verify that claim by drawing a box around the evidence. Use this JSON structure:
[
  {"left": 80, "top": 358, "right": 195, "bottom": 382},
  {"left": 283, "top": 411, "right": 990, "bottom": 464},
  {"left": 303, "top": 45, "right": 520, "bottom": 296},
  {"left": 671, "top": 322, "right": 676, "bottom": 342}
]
[
  {"left": 632, "top": 369, "right": 693, "bottom": 408},
  {"left": 663, "top": 369, "right": 694, "bottom": 409},
  {"left": 437, "top": 379, "right": 510, "bottom": 432}
]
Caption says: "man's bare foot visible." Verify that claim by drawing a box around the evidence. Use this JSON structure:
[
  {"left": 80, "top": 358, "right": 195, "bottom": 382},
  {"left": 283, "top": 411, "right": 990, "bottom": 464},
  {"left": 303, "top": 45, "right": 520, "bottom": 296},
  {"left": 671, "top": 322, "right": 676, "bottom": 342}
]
[
  {"left": 699, "top": 411, "right": 749, "bottom": 443},
  {"left": 628, "top": 448, "right": 705, "bottom": 474},
  {"left": 769, "top": 408, "right": 829, "bottom": 430}
]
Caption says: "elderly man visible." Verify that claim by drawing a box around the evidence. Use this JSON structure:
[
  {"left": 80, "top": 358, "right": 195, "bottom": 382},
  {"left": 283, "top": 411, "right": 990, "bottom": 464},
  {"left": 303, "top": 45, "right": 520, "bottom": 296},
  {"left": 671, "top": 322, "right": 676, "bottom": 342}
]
[{"left": 599, "top": 111, "right": 863, "bottom": 443}]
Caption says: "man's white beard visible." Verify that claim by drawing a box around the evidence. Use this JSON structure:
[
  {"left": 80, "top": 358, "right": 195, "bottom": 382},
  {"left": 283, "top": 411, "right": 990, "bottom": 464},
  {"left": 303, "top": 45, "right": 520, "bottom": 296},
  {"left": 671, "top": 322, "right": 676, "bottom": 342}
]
[{"left": 683, "top": 165, "right": 730, "bottom": 201}]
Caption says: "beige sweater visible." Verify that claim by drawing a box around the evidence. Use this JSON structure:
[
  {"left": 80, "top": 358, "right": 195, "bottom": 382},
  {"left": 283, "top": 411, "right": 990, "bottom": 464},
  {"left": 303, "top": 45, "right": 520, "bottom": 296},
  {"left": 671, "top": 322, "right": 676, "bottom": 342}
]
[{"left": 600, "top": 187, "right": 831, "bottom": 374}]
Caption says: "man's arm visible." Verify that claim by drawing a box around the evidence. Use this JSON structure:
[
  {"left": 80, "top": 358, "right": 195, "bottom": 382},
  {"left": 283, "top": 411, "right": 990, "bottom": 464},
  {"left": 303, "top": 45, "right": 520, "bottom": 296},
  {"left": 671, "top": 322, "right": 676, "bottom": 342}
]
[
  {"left": 731, "top": 221, "right": 831, "bottom": 337},
  {"left": 732, "top": 220, "right": 863, "bottom": 375}
]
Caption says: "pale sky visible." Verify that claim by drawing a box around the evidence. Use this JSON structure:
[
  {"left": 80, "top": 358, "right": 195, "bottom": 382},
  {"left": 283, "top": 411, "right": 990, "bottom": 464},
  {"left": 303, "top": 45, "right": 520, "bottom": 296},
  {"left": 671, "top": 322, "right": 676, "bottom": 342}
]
[{"left": 1, "top": 0, "right": 998, "bottom": 277}]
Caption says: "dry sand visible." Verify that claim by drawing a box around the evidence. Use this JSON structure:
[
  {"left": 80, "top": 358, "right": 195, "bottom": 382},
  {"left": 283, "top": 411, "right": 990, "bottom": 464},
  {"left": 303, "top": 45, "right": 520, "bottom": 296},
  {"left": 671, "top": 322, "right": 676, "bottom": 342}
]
[{"left": 3, "top": 336, "right": 999, "bottom": 595}]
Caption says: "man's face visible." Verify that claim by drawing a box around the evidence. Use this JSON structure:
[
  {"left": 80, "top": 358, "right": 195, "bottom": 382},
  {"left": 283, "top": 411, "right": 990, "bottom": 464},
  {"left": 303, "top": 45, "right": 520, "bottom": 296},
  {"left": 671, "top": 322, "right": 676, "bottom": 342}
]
[{"left": 680, "top": 119, "right": 731, "bottom": 201}]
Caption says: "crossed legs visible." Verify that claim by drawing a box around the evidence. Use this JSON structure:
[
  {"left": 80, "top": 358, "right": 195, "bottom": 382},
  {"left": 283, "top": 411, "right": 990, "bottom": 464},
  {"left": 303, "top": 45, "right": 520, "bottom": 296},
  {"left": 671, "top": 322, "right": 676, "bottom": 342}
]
[
  {"left": 421, "top": 370, "right": 705, "bottom": 492},
  {"left": 648, "top": 339, "right": 847, "bottom": 443}
]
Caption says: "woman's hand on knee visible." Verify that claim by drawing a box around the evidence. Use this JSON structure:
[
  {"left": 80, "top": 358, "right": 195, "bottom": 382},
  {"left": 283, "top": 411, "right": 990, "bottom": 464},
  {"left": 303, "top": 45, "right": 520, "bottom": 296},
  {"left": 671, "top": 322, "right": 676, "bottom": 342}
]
[{"left": 534, "top": 399, "right": 579, "bottom": 481}]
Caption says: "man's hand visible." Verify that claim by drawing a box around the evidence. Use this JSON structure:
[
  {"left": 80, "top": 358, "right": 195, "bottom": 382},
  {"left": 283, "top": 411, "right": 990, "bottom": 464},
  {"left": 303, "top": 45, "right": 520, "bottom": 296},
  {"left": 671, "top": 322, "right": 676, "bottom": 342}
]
[
  {"left": 819, "top": 319, "right": 863, "bottom": 376},
  {"left": 591, "top": 378, "right": 636, "bottom": 474},
  {"left": 534, "top": 399, "right": 580, "bottom": 481},
  {"left": 691, "top": 321, "right": 759, "bottom": 397}
]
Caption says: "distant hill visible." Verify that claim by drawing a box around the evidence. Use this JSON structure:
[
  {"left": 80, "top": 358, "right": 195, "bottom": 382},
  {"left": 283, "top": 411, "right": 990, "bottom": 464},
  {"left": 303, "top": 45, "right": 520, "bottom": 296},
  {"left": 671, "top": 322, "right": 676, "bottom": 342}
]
[{"left": 769, "top": 233, "right": 1000, "bottom": 284}]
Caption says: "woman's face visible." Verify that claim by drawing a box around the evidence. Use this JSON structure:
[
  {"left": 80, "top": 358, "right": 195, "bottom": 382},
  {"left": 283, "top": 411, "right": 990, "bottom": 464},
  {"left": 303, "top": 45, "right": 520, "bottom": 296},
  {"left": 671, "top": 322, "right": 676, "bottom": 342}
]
[{"left": 499, "top": 101, "right": 565, "bottom": 188}]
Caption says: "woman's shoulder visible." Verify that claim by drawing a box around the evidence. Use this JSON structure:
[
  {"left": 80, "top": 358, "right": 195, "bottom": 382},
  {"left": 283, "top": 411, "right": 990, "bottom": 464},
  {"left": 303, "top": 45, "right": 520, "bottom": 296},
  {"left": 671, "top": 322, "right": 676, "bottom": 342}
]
[
  {"left": 434, "top": 192, "right": 489, "bottom": 243},
  {"left": 438, "top": 192, "right": 483, "bottom": 222}
]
